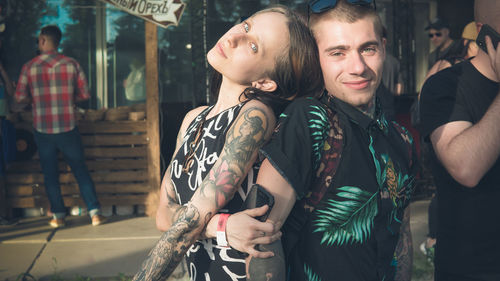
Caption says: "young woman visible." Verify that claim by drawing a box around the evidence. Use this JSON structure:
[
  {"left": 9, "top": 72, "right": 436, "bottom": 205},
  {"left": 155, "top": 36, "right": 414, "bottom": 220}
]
[{"left": 133, "top": 6, "right": 323, "bottom": 281}]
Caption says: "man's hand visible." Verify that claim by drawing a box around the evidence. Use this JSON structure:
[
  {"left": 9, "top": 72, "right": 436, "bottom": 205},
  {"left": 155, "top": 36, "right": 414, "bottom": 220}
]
[
  {"left": 225, "top": 205, "right": 281, "bottom": 258},
  {"left": 486, "top": 35, "right": 500, "bottom": 81}
]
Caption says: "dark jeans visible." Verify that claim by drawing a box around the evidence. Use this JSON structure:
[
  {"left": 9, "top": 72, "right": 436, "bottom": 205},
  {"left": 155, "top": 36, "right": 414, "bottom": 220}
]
[
  {"left": 428, "top": 194, "right": 438, "bottom": 238},
  {"left": 33, "top": 127, "right": 100, "bottom": 218},
  {"left": 435, "top": 269, "right": 500, "bottom": 281}
]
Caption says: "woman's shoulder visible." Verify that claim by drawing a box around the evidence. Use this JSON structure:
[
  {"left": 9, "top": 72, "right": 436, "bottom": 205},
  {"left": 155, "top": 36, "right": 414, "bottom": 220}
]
[
  {"left": 183, "top": 106, "right": 209, "bottom": 123},
  {"left": 179, "top": 106, "right": 209, "bottom": 136},
  {"left": 240, "top": 99, "right": 275, "bottom": 117}
]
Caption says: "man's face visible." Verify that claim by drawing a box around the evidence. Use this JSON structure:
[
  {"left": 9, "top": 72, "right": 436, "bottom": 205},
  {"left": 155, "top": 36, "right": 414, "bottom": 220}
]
[
  {"left": 428, "top": 28, "right": 449, "bottom": 48},
  {"left": 314, "top": 17, "right": 385, "bottom": 108}
]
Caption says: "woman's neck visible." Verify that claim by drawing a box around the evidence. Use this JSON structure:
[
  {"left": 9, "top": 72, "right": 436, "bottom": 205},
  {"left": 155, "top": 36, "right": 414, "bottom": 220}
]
[{"left": 208, "top": 78, "right": 249, "bottom": 119}]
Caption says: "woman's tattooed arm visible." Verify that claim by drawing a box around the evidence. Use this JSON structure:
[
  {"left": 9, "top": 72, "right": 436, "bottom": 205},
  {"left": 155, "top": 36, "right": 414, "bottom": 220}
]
[{"left": 133, "top": 104, "right": 274, "bottom": 281}]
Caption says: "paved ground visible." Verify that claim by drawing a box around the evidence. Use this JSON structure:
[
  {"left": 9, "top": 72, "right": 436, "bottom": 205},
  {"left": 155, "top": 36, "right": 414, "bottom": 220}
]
[{"left": 0, "top": 199, "right": 432, "bottom": 281}]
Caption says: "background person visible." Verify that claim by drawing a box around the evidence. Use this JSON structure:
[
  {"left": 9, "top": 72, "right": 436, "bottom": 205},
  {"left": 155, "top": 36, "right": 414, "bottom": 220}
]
[
  {"left": 419, "top": 20, "right": 479, "bottom": 263},
  {"left": 425, "top": 21, "right": 479, "bottom": 80},
  {"left": 378, "top": 26, "right": 404, "bottom": 121},
  {"left": 418, "top": 0, "right": 500, "bottom": 279},
  {"left": 15, "top": 25, "right": 106, "bottom": 228},
  {"left": 426, "top": 17, "right": 456, "bottom": 69}
]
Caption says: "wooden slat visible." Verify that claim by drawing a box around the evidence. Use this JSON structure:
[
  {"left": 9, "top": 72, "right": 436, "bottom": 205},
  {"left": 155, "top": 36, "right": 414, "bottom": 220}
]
[
  {"left": 7, "top": 159, "right": 147, "bottom": 173},
  {"left": 87, "top": 159, "right": 147, "bottom": 170},
  {"left": 84, "top": 146, "right": 147, "bottom": 158},
  {"left": 82, "top": 134, "right": 147, "bottom": 146},
  {"left": 30, "top": 146, "right": 147, "bottom": 160},
  {"left": 78, "top": 120, "right": 147, "bottom": 134},
  {"left": 8, "top": 194, "right": 148, "bottom": 208},
  {"left": 7, "top": 183, "right": 150, "bottom": 197},
  {"left": 5, "top": 185, "right": 33, "bottom": 197},
  {"left": 6, "top": 170, "right": 148, "bottom": 185}
]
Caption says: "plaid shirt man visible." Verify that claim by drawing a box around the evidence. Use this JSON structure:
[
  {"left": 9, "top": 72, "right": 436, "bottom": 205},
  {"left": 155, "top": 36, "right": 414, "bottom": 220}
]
[{"left": 15, "top": 51, "right": 90, "bottom": 134}]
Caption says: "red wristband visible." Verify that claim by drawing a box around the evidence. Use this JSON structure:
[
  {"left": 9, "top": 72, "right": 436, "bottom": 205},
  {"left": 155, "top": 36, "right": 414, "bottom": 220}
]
[{"left": 216, "top": 213, "right": 230, "bottom": 247}]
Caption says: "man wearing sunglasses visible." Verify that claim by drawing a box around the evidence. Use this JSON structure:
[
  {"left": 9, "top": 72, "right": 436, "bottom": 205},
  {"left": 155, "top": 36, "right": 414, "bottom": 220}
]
[
  {"left": 244, "top": 1, "right": 416, "bottom": 280},
  {"left": 426, "top": 17, "right": 456, "bottom": 70},
  {"left": 418, "top": 0, "right": 500, "bottom": 280}
]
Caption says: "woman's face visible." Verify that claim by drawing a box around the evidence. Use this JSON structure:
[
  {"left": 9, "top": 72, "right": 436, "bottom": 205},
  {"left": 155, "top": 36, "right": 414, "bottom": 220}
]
[{"left": 207, "top": 12, "right": 289, "bottom": 87}]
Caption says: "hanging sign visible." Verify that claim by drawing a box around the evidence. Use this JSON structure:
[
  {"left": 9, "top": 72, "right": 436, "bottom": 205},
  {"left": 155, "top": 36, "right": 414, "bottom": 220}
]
[{"left": 99, "top": 0, "right": 186, "bottom": 28}]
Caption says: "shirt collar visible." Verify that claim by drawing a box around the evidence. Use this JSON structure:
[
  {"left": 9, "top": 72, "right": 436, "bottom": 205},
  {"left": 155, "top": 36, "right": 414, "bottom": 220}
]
[{"left": 320, "top": 91, "right": 389, "bottom": 134}]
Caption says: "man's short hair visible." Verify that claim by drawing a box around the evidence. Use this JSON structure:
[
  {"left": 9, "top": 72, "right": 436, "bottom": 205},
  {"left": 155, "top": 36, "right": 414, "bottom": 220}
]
[
  {"left": 309, "top": 0, "right": 383, "bottom": 40},
  {"left": 40, "top": 25, "right": 62, "bottom": 47}
]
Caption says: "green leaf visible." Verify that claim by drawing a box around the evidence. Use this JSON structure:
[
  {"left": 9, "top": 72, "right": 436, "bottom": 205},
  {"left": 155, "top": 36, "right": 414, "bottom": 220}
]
[
  {"left": 304, "top": 263, "right": 323, "bottom": 281},
  {"left": 313, "top": 186, "right": 379, "bottom": 246}
]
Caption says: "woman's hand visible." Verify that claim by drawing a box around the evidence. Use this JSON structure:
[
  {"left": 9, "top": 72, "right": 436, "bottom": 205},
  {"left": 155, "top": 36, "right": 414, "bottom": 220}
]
[{"left": 226, "top": 205, "right": 282, "bottom": 258}]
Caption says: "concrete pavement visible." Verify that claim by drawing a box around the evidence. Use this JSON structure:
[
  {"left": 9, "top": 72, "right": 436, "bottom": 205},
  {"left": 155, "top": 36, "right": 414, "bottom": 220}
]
[{"left": 0, "top": 199, "right": 432, "bottom": 281}]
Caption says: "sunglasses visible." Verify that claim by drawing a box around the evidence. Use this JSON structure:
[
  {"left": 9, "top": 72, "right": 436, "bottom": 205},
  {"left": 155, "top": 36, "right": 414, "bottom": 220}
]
[
  {"left": 182, "top": 119, "right": 205, "bottom": 173},
  {"left": 308, "top": 0, "right": 376, "bottom": 14},
  {"left": 428, "top": 32, "right": 442, "bottom": 38}
]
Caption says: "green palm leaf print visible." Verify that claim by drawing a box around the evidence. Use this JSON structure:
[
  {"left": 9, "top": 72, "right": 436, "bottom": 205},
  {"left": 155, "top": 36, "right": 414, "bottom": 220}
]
[
  {"left": 314, "top": 186, "right": 379, "bottom": 246},
  {"left": 308, "top": 105, "right": 329, "bottom": 169},
  {"left": 304, "top": 263, "right": 322, "bottom": 281}
]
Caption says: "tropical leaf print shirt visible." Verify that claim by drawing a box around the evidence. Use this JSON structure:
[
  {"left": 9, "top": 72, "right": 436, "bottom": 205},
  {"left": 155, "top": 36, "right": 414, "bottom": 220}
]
[{"left": 261, "top": 95, "right": 417, "bottom": 281}]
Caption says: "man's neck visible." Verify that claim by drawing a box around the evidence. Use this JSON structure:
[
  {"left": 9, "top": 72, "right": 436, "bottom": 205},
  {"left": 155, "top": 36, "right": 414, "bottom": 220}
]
[
  {"left": 471, "top": 51, "right": 500, "bottom": 82},
  {"left": 356, "top": 97, "right": 376, "bottom": 119},
  {"left": 439, "top": 38, "right": 453, "bottom": 52}
]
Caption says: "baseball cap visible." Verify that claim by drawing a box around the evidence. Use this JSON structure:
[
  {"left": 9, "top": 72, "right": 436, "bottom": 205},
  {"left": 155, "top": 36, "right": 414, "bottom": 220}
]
[
  {"left": 425, "top": 17, "right": 450, "bottom": 31},
  {"left": 461, "top": 21, "right": 478, "bottom": 40}
]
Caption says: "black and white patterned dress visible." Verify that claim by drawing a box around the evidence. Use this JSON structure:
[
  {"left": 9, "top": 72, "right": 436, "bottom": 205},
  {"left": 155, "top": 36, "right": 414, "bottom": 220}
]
[{"left": 170, "top": 103, "right": 256, "bottom": 281}]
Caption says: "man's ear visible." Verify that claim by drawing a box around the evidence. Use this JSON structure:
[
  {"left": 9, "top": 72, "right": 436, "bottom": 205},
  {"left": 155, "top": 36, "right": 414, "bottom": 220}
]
[
  {"left": 251, "top": 78, "right": 277, "bottom": 92},
  {"left": 381, "top": 37, "right": 387, "bottom": 59}
]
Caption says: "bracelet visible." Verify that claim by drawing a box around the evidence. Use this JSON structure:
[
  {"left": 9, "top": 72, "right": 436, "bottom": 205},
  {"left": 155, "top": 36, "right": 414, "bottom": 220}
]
[{"left": 216, "top": 213, "right": 230, "bottom": 247}]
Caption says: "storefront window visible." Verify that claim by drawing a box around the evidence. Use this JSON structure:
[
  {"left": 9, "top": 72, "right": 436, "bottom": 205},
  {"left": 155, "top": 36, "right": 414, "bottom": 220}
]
[{"left": 106, "top": 5, "right": 145, "bottom": 108}]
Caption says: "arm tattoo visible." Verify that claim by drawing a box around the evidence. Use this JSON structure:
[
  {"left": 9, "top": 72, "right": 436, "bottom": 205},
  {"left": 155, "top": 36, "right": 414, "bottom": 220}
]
[
  {"left": 395, "top": 208, "right": 413, "bottom": 281},
  {"left": 166, "top": 182, "right": 178, "bottom": 208},
  {"left": 247, "top": 241, "right": 286, "bottom": 281},
  {"left": 133, "top": 204, "right": 207, "bottom": 281},
  {"left": 201, "top": 107, "right": 269, "bottom": 208},
  {"left": 134, "top": 106, "right": 270, "bottom": 280}
]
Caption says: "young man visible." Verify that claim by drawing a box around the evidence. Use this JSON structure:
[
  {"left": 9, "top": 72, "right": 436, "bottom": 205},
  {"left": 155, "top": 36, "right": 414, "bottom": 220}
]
[
  {"left": 426, "top": 17, "right": 456, "bottom": 69},
  {"left": 244, "top": 1, "right": 417, "bottom": 280},
  {"left": 418, "top": 0, "right": 500, "bottom": 280},
  {"left": 15, "top": 25, "right": 106, "bottom": 228}
]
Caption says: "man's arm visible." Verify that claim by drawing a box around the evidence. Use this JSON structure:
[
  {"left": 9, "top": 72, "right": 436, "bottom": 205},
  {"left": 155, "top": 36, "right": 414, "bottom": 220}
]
[
  {"left": 429, "top": 37, "right": 500, "bottom": 187},
  {"left": 14, "top": 64, "right": 31, "bottom": 104},
  {"left": 394, "top": 207, "right": 412, "bottom": 281},
  {"left": 0, "top": 62, "right": 14, "bottom": 97},
  {"left": 430, "top": 92, "right": 500, "bottom": 187},
  {"left": 74, "top": 61, "right": 90, "bottom": 103},
  {"left": 246, "top": 159, "right": 297, "bottom": 281},
  {"left": 203, "top": 204, "right": 280, "bottom": 258},
  {"left": 133, "top": 101, "right": 275, "bottom": 281}
]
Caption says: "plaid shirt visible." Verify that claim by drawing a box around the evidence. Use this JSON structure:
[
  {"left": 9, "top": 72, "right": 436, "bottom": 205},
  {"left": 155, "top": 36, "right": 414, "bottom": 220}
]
[{"left": 15, "top": 51, "right": 90, "bottom": 134}]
